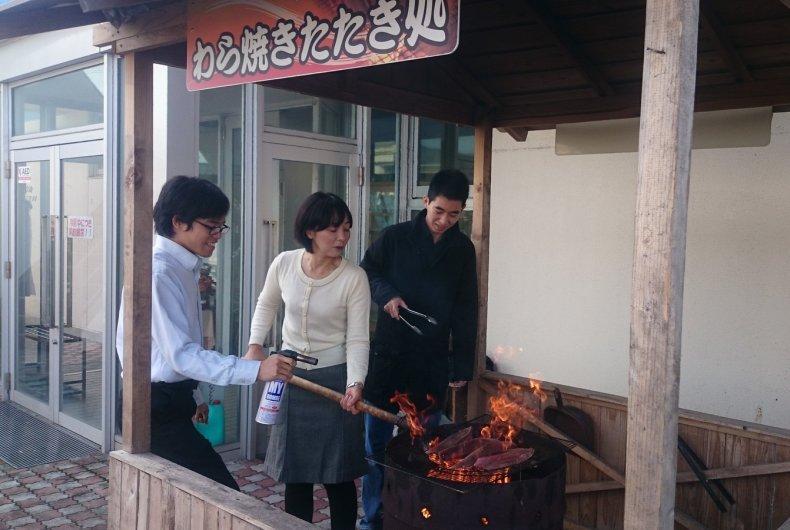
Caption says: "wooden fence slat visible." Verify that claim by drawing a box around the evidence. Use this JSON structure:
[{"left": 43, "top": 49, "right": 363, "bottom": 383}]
[
  {"left": 174, "top": 488, "right": 192, "bottom": 530},
  {"left": 161, "top": 479, "right": 175, "bottom": 529},
  {"left": 772, "top": 445, "right": 790, "bottom": 528},
  {"left": 578, "top": 402, "right": 601, "bottom": 526},
  {"left": 191, "top": 496, "right": 206, "bottom": 529},
  {"left": 205, "top": 503, "right": 220, "bottom": 530},
  {"left": 147, "top": 477, "right": 163, "bottom": 529},
  {"left": 108, "top": 457, "right": 122, "bottom": 530},
  {"left": 596, "top": 407, "right": 626, "bottom": 529},
  {"left": 218, "top": 510, "right": 234, "bottom": 530},
  {"left": 120, "top": 463, "right": 140, "bottom": 530},
  {"left": 136, "top": 472, "right": 150, "bottom": 530}
]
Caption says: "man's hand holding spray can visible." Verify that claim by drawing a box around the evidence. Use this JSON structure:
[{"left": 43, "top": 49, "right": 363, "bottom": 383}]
[{"left": 256, "top": 349, "right": 319, "bottom": 425}]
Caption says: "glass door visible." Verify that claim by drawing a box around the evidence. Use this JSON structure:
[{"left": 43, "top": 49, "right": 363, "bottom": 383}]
[
  {"left": 261, "top": 142, "right": 360, "bottom": 258},
  {"left": 10, "top": 142, "right": 105, "bottom": 444},
  {"left": 258, "top": 142, "right": 360, "bottom": 346},
  {"left": 58, "top": 142, "right": 104, "bottom": 442},
  {"left": 11, "top": 148, "right": 54, "bottom": 418}
]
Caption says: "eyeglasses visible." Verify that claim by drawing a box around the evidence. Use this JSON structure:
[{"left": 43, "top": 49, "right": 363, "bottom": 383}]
[{"left": 195, "top": 220, "right": 230, "bottom": 236}]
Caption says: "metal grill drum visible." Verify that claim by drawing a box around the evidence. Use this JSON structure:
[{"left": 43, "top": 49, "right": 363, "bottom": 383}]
[{"left": 380, "top": 423, "right": 566, "bottom": 529}]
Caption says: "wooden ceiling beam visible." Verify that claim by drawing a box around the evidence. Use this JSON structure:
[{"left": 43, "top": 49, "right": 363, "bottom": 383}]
[
  {"left": 497, "top": 127, "right": 530, "bottom": 142},
  {"left": 492, "top": 79, "right": 790, "bottom": 128},
  {"left": 510, "top": 0, "right": 615, "bottom": 97},
  {"left": 267, "top": 73, "right": 478, "bottom": 126},
  {"left": 438, "top": 56, "right": 503, "bottom": 109},
  {"left": 93, "top": 1, "right": 185, "bottom": 51},
  {"left": 699, "top": 0, "right": 754, "bottom": 82},
  {"left": 0, "top": 5, "right": 104, "bottom": 40},
  {"left": 78, "top": 0, "right": 150, "bottom": 12}
]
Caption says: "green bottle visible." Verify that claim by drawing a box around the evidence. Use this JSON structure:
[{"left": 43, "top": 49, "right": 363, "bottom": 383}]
[{"left": 195, "top": 400, "right": 225, "bottom": 446}]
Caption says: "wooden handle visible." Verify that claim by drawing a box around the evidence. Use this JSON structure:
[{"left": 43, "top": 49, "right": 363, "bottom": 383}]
[{"left": 289, "top": 375, "right": 406, "bottom": 428}]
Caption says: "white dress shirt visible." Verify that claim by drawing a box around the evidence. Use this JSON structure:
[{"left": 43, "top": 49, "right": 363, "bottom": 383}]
[{"left": 116, "top": 235, "right": 260, "bottom": 385}]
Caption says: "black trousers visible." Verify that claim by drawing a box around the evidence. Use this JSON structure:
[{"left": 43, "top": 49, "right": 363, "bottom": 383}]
[
  {"left": 285, "top": 482, "right": 358, "bottom": 530},
  {"left": 149, "top": 380, "right": 239, "bottom": 491}
]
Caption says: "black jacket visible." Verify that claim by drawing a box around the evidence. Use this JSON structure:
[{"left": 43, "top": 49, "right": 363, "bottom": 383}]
[{"left": 361, "top": 210, "right": 478, "bottom": 391}]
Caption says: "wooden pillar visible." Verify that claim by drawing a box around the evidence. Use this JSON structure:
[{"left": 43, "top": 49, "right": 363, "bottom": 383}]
[
  {"left": 122, "top": 51, "right": 154, "bottom": 453},
  {"left": 624, "top": 1, "right": 699, "bottom": 529},
  {"left": 466, "top": 123, "right": 493, "bottom": 419}
]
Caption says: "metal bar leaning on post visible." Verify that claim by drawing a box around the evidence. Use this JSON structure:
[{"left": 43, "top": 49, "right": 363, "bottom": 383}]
[{"left": 477, "top": 380, "right": 708, "bottom": 530}]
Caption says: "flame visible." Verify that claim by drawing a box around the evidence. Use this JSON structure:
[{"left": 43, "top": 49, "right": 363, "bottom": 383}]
[
  {"left": 389, "top": 391, "right": 436, "bottom": 440},
  {"left": 480, "top": 516, "right": 490, "bottom": 526},
  {"left": 422, "top": 377, "right": 546, "bottom": 483},
  {"left": 528, "top": 373, "right": 547, "bottom": 403},
  {"left": 420, "top": 507, "right": 431, "bottom": 519}
]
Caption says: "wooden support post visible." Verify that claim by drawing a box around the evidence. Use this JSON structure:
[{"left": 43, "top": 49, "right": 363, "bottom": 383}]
[
  {"left": 122, "top": 51, "right": 155, "bottom": 453},
  {"left": 467, "top": 123, "right": 493, "bottom": 420},
  {"left": 624, "top": 1, "right": 699, "bottom": 529}
]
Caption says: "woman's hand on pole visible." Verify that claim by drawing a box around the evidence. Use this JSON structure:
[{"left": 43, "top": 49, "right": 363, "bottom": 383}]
[
  {"left": 340, "top": 385, "right": 364, "bottom": 414},
  {"left": 257, "top": 354, "right": 294, "bottom": 382}
]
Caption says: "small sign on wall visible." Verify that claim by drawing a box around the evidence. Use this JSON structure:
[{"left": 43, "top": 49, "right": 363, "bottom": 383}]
[
  {"left": 67, "top": 216, "right": 94, "bottom": 239},
  {"left": 17, "top": 165, "right": 31, "bottom": 183}
]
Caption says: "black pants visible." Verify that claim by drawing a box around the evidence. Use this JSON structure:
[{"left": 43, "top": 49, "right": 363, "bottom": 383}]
[
  {"left": 149, "top": 380, "right": 239, "bottom": 491},
  {"left": 285, "top": 482, "right": 357, "bottom": 530}
]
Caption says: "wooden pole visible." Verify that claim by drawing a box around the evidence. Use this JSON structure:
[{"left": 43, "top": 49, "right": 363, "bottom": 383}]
[
  {"left": 466, "top": 122, "right": 493, "bottom": 420},
  {"left": 566, "top": 460, "right": 790, "bottom": 494},
  {"left": 289, "top": 376, "right": 407, "bottom": 428},
  {"left": 121, "top": 51, "right": 154, "bottom": 453},
  {"left": 625, "top": 1, "right": 699, "bottom": 528}
]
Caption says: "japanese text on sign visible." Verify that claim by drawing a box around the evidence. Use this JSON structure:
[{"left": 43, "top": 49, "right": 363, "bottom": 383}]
[
  {"left": 17, "top": 165, "right": 31, "bottom": 183},
  {"left": 187, "top": 0, "right": 459, "bottom": 91},
  {"left": 67, "top": 216, "right": 94, "bottom": 240}
]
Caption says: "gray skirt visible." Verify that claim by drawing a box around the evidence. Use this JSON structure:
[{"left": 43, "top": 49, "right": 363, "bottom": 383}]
[{"left": 263, "top": 363, "right": 367, "bottom": 484}]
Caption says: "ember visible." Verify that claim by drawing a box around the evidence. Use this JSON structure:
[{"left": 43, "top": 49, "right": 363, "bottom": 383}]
[
  {"left": 379, "top": 375, "right": 564, "bottom": 528},
  {"left": 416, "top": 379, "right": 547, "bottom": 483}
]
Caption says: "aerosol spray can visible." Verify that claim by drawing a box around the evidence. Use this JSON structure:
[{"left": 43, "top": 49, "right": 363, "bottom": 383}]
[{"left": 255, "top": 349, "right": 318, "bottom": 425}]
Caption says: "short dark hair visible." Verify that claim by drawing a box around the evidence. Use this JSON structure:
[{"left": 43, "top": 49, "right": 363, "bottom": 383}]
[
  {"left": 427, "top": 169, "right": 470, "bottom": 204},
  {"left": 153, "top": 176, "right": 230, "bottom": 237},
  {"left": 294, "top": 192, "right": 353, "bottom": 252}
]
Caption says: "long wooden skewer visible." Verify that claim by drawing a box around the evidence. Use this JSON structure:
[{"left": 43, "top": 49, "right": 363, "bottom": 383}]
[{"left": 289, "top": 375, "right": 407, "bottom": 428}]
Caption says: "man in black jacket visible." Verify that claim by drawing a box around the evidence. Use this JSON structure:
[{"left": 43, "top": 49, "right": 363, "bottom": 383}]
[{"left": 359, "top": 169, "right": 478, "bottom": 530}]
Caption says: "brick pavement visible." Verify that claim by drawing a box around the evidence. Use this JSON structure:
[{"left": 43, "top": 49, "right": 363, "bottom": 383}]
[{"left": 0, "top": 456, "right": 362, "bottom": 529}]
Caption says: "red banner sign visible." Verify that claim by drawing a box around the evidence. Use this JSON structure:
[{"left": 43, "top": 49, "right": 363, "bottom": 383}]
[{"left": 186, "top": 0, "right": 459, "bottom": 91}]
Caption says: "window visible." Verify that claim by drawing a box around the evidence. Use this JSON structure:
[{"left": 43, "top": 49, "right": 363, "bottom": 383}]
[
  {"left": 417, "top": 118, "right": 474, "bottom": 188},
  {"left": 367, "top": 110, "right": 400, "bottom": 247},
  {"left": 196, "top": 85, "right": 244, "bottom": 447},
  {"left": 263, "top": 87, "right": 355, "bottom": 138},
  {"left": 13, "top": 65, "right": 104, "bottom": 136}
]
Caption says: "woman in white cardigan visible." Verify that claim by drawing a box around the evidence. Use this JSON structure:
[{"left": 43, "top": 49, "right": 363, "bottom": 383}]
[{"left": 246, "top": 192, "right": 370, "bottom": 530}]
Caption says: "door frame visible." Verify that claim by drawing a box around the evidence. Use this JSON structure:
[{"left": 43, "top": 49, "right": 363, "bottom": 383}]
[
  {"left": 259, "top": 140, "right": 361, "bottom": 268},
  {"left": 9, "top": 140, "right": 105, "bottom": 444}
]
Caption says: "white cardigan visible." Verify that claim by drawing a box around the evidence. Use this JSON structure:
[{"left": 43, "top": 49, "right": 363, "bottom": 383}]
[{"left": 248, "top": 249, "right": 371, "bottom": 386}]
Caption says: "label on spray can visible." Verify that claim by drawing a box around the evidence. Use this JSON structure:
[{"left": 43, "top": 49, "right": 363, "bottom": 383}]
[{"left": 256, "top": 379, "right": 286, "bottom": 425}]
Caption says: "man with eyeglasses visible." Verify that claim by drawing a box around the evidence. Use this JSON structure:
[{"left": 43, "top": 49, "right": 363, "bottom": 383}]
[{"left": 116, "top": 176, "right": 294, "bottom": 490}]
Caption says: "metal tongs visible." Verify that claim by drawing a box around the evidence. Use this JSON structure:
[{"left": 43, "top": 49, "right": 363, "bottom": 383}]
[{"left": 398, "top": 307, "right": 438, "bottom": 336}]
